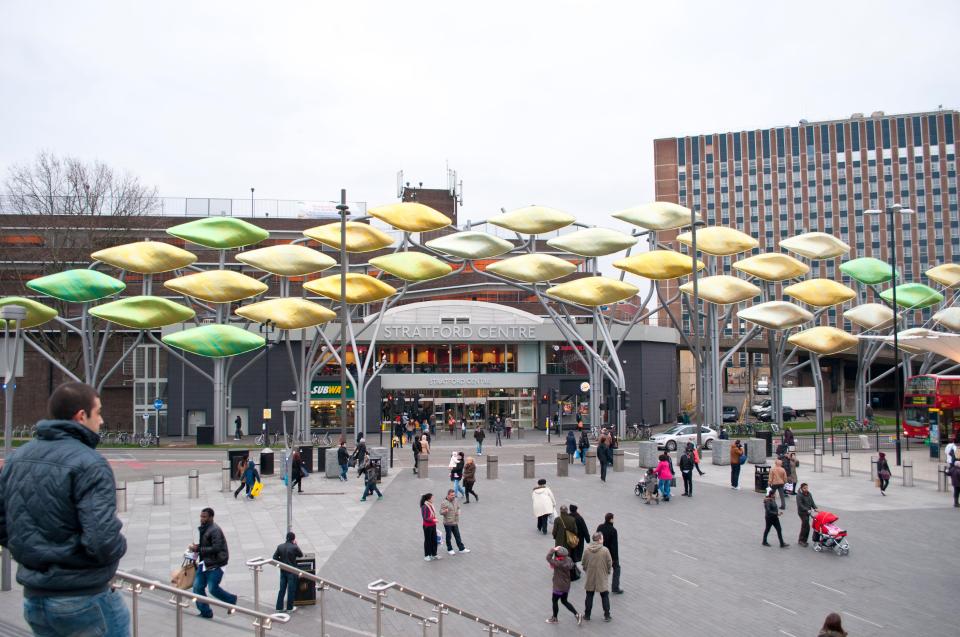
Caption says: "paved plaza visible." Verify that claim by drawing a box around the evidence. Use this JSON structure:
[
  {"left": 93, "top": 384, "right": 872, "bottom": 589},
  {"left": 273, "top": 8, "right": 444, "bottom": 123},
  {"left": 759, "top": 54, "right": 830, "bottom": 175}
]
[{"left": 0, "top": 437, "right": 957, "bottom": 636}]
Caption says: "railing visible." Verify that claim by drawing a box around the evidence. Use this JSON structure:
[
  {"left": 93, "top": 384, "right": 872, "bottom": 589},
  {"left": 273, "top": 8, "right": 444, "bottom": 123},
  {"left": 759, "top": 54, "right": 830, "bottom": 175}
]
[
  {"left": 245, "top": 557, "right": 438, "bottom": 637},
  {"left": 111, "top": 569, "right": 289, "bottom": 637}
]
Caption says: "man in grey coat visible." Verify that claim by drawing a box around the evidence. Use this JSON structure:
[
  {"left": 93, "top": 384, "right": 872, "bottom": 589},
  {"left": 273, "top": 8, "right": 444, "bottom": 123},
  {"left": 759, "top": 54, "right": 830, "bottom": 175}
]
[
  {"left": 796, "top": 482, "right": 818, "bottom": 546},
  {"left": 581, "top": 532, "right": 613, "bottom": 622}
]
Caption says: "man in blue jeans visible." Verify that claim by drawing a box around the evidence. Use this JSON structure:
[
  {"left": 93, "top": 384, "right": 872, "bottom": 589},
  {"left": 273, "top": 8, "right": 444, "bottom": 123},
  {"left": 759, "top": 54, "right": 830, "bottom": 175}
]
[
  {"left": 0, "top": 382, "right": 129, "bottom": 636},
  {"left": 272, "top": 532, "right": 302, "bottom": 612},
  {"left": 190, "top": 508, "right": 238, "bottom": 618}
]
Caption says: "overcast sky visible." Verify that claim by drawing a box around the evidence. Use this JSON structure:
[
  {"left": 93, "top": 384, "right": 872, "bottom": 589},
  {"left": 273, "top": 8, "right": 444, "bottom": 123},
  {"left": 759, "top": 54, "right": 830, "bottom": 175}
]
[{"left": 3, "top": 0, "right": 959, "bottom": 239}]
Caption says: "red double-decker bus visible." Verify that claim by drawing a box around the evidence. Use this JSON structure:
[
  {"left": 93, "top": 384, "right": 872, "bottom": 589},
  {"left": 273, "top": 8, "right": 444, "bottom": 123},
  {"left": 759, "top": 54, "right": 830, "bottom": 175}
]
[{"left": 902, "top": 374, "right": 960, "bottom": 441}]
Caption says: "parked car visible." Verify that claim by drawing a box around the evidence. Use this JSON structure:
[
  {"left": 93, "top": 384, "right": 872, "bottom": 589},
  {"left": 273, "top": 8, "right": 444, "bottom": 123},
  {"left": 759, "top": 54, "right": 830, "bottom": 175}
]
[
  {"left": 756, "top": 379, "right": 769, "bottom": 394},
  {"left": 651, "top": 424, "right": 717, "bottom": 451},
  {"left": 751, "top": 399, "right": 772, "bottom": 417},
  {"left": 722, "top": 406, "right": 739, "bottom": 422},
  {"left": 757, "top": 405, "right": 796, "bottom": 422}
]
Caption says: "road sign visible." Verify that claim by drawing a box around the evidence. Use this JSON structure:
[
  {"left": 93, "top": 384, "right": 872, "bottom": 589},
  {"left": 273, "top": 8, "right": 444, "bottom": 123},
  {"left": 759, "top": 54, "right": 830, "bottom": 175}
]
[{"left": 153, "top": 398, "right": 164, "bottom": 410}]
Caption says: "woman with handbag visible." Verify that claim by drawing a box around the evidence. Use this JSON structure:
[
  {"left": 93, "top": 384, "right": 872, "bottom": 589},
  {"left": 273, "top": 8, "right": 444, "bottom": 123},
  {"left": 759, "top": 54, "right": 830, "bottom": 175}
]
[
  {"left": 234, "top": 460, "right": 260, "bottom": 499},
  {"left": 420, "top": 493, "right": 440, "bottom": 561},
  {"left": 551, "top": 505, "right": 579, "bottom": 554},
  {"left": 655, "top": 453, "right": 673, "bottom": 502},
  {"left": 545, "top": 546, "right": 582, "bottom": 625},
  {"left": 877, "top": 452, "right": 892, "bottom": 495}
]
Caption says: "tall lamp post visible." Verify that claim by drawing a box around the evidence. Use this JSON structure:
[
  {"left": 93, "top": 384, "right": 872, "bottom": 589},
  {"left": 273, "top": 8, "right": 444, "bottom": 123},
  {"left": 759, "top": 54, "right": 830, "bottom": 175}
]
[
  {"left": 864, "top": 202, "right": 913, "bottom": 466},
  {"left": 1, "top": 304, "right": 27, "bottom": 591},
  {"left": 281, "top": 400, "right": 299, "bottom": 534}
]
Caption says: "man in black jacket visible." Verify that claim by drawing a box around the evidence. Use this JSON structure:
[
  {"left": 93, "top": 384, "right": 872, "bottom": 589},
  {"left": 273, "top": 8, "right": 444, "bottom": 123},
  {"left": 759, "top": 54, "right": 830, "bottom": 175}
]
[
  {"left": 596, "top": 513, "right": 623, "bottom": 594},
  {"left": 272, "top": 532, "right": 303, "bottom": 612},
  {"left": 679, "top": 449, "right": 695, "bottom": 497},
  {"left": 796, "top": 483, "right": 818, "bottom": 546},
  {"left": 337, "top": 441, "right": 350, "bottom": 481},
  {"left": 0, "top": 382, "right": 129, "bottom": 635},
  {"left": 189, "top": 508, "right": 238, "bottom": 618}
]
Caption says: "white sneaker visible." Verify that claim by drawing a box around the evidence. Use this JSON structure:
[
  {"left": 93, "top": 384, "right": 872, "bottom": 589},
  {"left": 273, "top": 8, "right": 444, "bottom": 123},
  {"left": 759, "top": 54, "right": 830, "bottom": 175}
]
[
  {"left": 287, "top": 607, "right": 297, "bottom": 613},
  {"left": 448, "top": 549, "right": 456, "bottom": 555},
  {"left": 459, "top": 548, "right": 471, "bottom": 553},
  {"left": 434, "top": 554, "right": 442, "bottom": 559},
  {"left": 424, "top": 556, "right": 432, "bottom": 561}
]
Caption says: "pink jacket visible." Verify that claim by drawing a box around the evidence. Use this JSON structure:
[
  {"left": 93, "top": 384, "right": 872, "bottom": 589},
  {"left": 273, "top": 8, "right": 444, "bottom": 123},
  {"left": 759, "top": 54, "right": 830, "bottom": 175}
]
[{"left": 655, "top": 460, "right": 673, "bottom": 480}]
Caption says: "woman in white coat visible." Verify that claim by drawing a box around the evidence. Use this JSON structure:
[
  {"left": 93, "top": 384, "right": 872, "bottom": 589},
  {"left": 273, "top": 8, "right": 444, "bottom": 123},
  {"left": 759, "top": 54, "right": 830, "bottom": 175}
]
[{"left": 531, "top": 478, "right": 558, "bottom": 535}]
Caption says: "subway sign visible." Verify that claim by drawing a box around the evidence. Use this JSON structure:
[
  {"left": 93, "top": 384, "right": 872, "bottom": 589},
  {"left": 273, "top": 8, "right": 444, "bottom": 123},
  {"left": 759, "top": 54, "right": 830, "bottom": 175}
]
[{"left": 310, "top": 382, "right": 355, "bottom": 400}]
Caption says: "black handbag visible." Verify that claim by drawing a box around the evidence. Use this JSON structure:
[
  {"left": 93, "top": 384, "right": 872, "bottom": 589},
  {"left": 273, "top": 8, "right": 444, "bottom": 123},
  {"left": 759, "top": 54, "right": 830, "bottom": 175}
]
[{"left": 570, "top": 564, "right": 581, "bottom": 581}]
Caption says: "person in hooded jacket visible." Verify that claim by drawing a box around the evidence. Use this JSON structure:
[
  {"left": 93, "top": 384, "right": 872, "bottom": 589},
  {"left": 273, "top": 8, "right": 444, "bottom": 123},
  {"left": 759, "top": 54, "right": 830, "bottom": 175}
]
[
  {"left": 235, "top": 459, "right": 261, "bottom": 499},
  {"left": 568, "top": 504, "right": 590, "bottom": 564},
  {"left": 565, "top": 430, "right": 577, "bottom": 460},
  {"left": 545, "top": 546, "right": 581, "bottom": 625},
  {"left": 551, "top": 505, "right": 578, "bottom": 553},
  {"left": 578, "top": 430, "right": 590, "bottom": 465},
  {"left": 463, "top": 457, "right": 479, "bottom": 503},
  {"left": 0, "top": 382, "right": 129, "bottom": 636},
  {"left": 532, "top": 479, "right": 557, "bottom": 534},
  {"left": 581, "top": 532, "right": 613, "bottom": 622}
]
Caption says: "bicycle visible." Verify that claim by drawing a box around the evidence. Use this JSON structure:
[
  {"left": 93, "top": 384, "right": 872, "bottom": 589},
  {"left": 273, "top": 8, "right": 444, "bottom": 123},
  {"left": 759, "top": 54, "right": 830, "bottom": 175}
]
[{"left": 135, "top": 432, "right": 159, "bottom": 447}]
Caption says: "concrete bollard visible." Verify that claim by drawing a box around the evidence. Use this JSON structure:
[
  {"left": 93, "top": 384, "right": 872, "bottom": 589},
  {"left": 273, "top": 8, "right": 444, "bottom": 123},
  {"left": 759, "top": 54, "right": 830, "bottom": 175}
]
[
  {"left": 116, "top": 481, "right": 127, "bottom": 513},
  {"left": 188, "top": 469, "right": 199, "bottom": 499},
  {"left": 840, "top": 452, "right": 851, "bottom": 477},
  {"left": 870, "top": 456, "right": 879, "bottom": 481},
  {"left": 325, "top": 447, "right": 341, "bottom": 479},
  {"left": 523, "top": 455, "right": 536, "bottom": 479},
  {"left": 486, "top": 455, "right": 498, "bottom": 479},
  {"left": 585, "top": 450, "right": 597, "bottom": 475},
  {"left": 221, "top": 460, "right": 231, "bottom": 492},
  {"left": 638, "top": 441, "right": 661, "bottom": 467},
  {"left": 152, "top": 475, "right": 164, "bottom": 505},
  {"left": 902, "top": 460, "right": 914, "bottom": 487},
  {"left": 557, "top": 453, "right": 569, "bottom": 477},
  {"left": 859, "top": 434, "right": 870, "bottom": 450},
  {"left": 417, "top": 454, "right": 429, "bottom": 479},
  {"left": 711, "top": 440, "right": 731, "bottom": 466},
  {"left": 813, "top": 448, "right": 823, "bottom": 473},
  {"left": 612, "top": 448, "right": 625, "bottom": 472},
  {"left": 746, "top": 438, "right": 766, "bottom": 464},
  {"left": 938, "top": 464, "right": 948, "bottom": 492}
]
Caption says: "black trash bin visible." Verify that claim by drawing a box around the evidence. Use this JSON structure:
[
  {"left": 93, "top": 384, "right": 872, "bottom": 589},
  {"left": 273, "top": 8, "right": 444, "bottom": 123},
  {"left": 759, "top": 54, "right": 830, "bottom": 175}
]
[
  {"left": 228, "top": 450, "right": 250, "bottom": 480},
  {"left": 368, "top": 456, "right": 383, "bottom": 483},
  {"left": 260, "top": 449, "right": 275, "bottom": 476},
  {"left": 298, "top": 445, "right": 314, "bottom": 474},
  {"left": 756, "top": 430, "right": 773, "bottom": 457},
  {"left": 315, "top": 445, "right": 330, "bottom": 472},
  {"left": 754, "top": 464, "right": 771, "bottom": 493},
  {"left": 294, "top": 554, "right": 316, "bottom": 606},
  {"left": 196, "top": 426, "right": 214, "bottom": 446}
]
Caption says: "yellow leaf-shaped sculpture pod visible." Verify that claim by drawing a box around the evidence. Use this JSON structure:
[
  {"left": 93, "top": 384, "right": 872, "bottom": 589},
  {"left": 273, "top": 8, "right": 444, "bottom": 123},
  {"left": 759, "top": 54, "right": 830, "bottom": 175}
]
[
  {"left": 676, "top": 227, "right": 759, "bottom": 256},
  {"left": 732, "top": 253, "right": 810, "bottom": 282},
  {"left": 0, "top": 297, "right": 58, "bottom": 328},
  {"left": 611, "top": 202, "right": 692, "bottom": 231},
  {"left": 926, "top": 263, "right": 960, "bottom": 288},
  {"left": 779, "top": 232, "right": 850, "bottom": 260},
  {"left": 92, "top": 241, "right": 197, "bottom": 274},
  {"left": 165, "top": 270, "right": 268, "bottom": 303},
  {"left": 235, "top": 245, "right": 336, "bottom": 277},
  {"left": 236, "top": 298, "right": 337, "bottom": 330},
  {"left": 304, "top": 222, "right": 395, "bottom": 253},
  {"left": 844, "top": 303, "right": 895, "bottom": 331},
  {"left": 488, "top": 206, "right": 575, "bottom": 235},
  {"left": 304, "top": 273, "right": 397, "bottom": 304},
  {"left": 783, "top": 279, "right": 856, "bottom": 307},
  {"left": 546, "top": 277, "right": 638, "bottom": 307},
  {"left": 788, "top": 326, "right": 858, "bottom": 355},
  {"left": 613, "top": 251, "right": 704, "bottom": 281},
  {"left": 933, "top": 307, "right": 960, "bottom": 332},
  {"left": 679, "top": 275, "right": 760, "bottom": 305},
  {"left": 368, "top": 202, "right": 452, "bottom": 233},
  {"left": 368, "top": 252, "right": 454, "bottom": 282},
  {"left": 546, "top": 228, "right": 637, "bottom": 257},
  {"left": 425, "top": 232, "right": 514, "bottom": 260},
  {"left": 485, "top": 254, "right": 576, "bottom": 283},
  {"left": 736, "top": 301, "right": 813, "bottom": 330}
]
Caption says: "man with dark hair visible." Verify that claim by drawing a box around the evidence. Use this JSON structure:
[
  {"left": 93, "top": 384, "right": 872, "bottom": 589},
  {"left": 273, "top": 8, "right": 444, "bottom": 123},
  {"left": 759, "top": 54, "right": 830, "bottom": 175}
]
[
  {"left": 0, "top": 382, "right": 129, "bottom": 635},
  {"left": 189, "top": 508, "right": 238, "bottom": 618},
  {"left": 272, "top": 531, "right": 303, "bottom": 613},
  {"left": 596, "top": 512, "right": 622, "bottom": 594}
]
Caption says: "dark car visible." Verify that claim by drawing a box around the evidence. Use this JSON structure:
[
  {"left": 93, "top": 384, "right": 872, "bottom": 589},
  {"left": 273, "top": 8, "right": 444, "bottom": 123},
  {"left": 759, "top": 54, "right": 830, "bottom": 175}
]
[
  {"left": 722, "top": 406, "right": 739, "bottom": 422},
  {"left": 758, "top": 405, "right": 795, "bottom": 422}
]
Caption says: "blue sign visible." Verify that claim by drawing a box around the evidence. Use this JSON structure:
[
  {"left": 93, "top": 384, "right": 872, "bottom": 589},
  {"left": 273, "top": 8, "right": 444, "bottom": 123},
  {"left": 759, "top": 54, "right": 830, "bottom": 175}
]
[{"left": 153, "top": 398, "right": 164, "bottom": 410}]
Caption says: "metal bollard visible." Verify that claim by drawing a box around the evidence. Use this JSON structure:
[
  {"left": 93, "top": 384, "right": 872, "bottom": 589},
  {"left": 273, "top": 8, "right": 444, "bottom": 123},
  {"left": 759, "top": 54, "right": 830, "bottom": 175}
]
[
  {"left": 870, "top": 456, "right": 879, "bottom": 481},
  {"left": 221, "top": 460, "right": 231, "bottom": 492},
  {"left": 188, "top": 469, "right": 199, "bottom": 499},
  {"left": 840, "top": 452, "right": 851, "bottom": 477},
  {"left": 585, "top": 449, "right": 597, "bottom": 475},
  {"left": 152, "top": 475, "right": 164, "bottom": 505},
  {"left": 523, "top": 454, "right": 535, "bottom": 479},
  {"left": 116, "top": 481, "right": 127, "bottom": 513},
  {"left": 613, "top": 448, "right": 625, "bottom": 472},
  {"left": 417, "top": 454, "right": 429, "bottom": 479},
  {"left": 486, "top": 455, "right": 498, "bottom": 479},
  {"left": 556, "top": 452, "right": 569, "bottom": 477},
  {"left": 902, "top": 460, "right": 914, "bottom": 487},
  {"left": 938, "top": 464, "right": 948, "bottom": 492},
  {"left": 813, "top": 448, "right": 823, "bottom": 473}
]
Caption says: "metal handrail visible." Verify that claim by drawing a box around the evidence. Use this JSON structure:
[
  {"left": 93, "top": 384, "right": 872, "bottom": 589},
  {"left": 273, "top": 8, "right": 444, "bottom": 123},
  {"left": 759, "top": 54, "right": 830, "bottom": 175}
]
[
  {"left": 111, "top": 569, "right": 289, "bottom": 637},
  {"left": 246, "top": 557, "right": 437, "bottom": 637},
  {"left": 367, "top": 578, "right": 525, "bottom": 637}
]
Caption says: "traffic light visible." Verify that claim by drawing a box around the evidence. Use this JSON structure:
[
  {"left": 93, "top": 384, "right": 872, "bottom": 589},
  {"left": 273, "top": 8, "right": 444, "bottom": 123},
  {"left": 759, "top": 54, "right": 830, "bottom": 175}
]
[
  {"left": 541, "top": 392, "right": 549, "bottom": 405},
  {"left": 620, "top": 390, "right": 630, "bottom": 410}
]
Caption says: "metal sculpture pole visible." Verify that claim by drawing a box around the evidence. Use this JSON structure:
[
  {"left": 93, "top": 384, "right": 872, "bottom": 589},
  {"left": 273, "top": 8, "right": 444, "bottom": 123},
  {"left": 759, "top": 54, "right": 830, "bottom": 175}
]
[
  {"left": 1, "top": 305, "right": 27, "bottom": 591},
  {"left": 337, "top": 190, "right": 349, "bottom": 442}
]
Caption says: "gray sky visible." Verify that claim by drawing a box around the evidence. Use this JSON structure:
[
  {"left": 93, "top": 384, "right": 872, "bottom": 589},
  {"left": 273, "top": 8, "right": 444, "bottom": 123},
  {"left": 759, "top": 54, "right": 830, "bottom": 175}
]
[{"left": 3, "top": 0, "right": 959, "bottom": 238}]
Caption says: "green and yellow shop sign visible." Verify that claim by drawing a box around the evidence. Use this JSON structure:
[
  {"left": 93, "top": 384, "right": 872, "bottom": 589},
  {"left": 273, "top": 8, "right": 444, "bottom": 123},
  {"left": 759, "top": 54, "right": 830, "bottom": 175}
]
[{"left": 310, "top": 381, "right": 355, "bottom": 400}]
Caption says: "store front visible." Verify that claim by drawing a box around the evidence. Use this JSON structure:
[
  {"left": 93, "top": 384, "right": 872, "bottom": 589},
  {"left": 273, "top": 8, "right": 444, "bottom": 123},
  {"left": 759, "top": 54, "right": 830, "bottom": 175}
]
[{"left": 309, "top": 380, "right": 355, "bottom": 430}]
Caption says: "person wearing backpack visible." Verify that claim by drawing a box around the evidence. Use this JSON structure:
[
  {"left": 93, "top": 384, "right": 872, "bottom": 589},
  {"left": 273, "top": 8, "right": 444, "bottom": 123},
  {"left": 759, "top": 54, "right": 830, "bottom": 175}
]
[
  {"left": 577, "top": 430, "right": 590, "bottom": 465},
  {"left": 730, "top": 440, "right": 745, "bottom": 490}
]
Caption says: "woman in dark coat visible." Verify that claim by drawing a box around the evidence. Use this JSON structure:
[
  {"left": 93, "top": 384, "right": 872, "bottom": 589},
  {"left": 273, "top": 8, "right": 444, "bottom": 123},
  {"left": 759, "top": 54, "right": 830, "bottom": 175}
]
[
  {"left": 291, "top": 451, "right": 305, "bottom": 494},
  {"left": 577, "top": 430, "right": 590, "bottom": 465},
  {"left": 568, "top": 504, "right": 591, "bottom": 564},
  {"left": 565, "top": 430, "right": 577, "bottom": 459},
  {"left": 877, "top": 451, "right": 892, "bottom": 495}
]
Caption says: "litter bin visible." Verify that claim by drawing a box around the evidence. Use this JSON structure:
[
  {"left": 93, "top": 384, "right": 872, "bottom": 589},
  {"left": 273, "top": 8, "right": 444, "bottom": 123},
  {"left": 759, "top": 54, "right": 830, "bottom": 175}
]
[
  {"left": 315, "top": 445, "right": 330, "bottom": 472},
  {"left": 294, "top": 554, "right": 316, "bottom": 606},
  {"left": 228, "top": 450, "right": 250, "bottom": 481},
  {"left": 368, "top": 456, "right": 383, "bottom": 483},
  {"left": 196, "top": 426, "right": 214, "bottom": 446},
  {"left": 755, "top": 430, "right": 773, "bottom": 457},
  {"left": 298, "top": 445, "right": 314, "bottom": 474},
  {"left": 260, "top": 448, "right": 274, "bottom": 476},
  {"left": 754, "top": 464, "right": 771, "bottom": 493}
]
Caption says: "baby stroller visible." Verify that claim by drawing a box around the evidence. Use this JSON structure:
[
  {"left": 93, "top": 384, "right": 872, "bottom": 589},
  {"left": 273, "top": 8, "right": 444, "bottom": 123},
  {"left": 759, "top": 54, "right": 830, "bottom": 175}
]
[
  {"left": 811, "top": 510, "right": 849, "bottom": 556},
  {"left": 634, "top": 470, "right": 660, "bottom": 504}
]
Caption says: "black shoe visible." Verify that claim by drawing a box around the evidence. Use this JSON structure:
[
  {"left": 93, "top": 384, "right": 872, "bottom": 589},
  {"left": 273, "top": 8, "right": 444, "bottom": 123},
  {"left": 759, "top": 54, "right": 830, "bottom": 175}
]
[
  {"left": 604, "top": 615, "right": 612, "bottom": 622},
  {"left": 612, "top": 589, "right": 624, "bottom": 595},
  {"left": 582, "top": 615, "right": 591, "bottom": 621},
  {"left": 780, "top": 543, "right": 790, "bottom": 548},
  {"left": 762, "top": 541, "right": 771, "bottom": 546}
]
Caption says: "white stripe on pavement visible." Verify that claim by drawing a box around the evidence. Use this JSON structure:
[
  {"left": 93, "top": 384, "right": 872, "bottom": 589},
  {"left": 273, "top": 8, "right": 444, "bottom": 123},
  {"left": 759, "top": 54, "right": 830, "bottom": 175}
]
[
  {"left": 763, "top": 599, "right": 798, "bottom": 615},
  {"left": 672, "top": 549, "right": 698, "bottom": 561},
  {"left": 671, "top": 574, "right": 699, "bottom": 587},
  {"left": 811, "top": 581, "right": 846, "bottom": 595},
  {"left": 778, "top": 630, "right": 798, "bottom": 637},
  {"left": 667, "top": 518, "right": 689, "bottom": 526},
  {"left": 842, "top": 611, "right": 884, "bottom": 628}
]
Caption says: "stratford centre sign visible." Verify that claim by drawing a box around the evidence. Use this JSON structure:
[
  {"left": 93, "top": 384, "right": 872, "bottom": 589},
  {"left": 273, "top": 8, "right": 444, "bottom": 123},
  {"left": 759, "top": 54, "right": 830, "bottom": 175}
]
[{"left": 380, "top": 324, "right": 538, "bottom": 341}]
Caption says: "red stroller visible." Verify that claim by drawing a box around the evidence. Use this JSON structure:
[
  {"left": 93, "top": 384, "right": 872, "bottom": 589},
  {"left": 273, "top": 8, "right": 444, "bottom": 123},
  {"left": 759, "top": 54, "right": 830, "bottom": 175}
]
[{"left": 811, "top": 510, "right": 849, "bottom": 556}]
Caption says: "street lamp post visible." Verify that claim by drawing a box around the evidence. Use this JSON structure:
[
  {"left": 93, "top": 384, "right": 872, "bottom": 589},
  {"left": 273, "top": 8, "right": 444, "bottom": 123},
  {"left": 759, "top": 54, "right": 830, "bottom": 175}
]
[
  {"left": 281, "top": 400, "right": 299, "bottom": 534},
  {"left": 864, "top": 203, "right": 913, "bottom": 466},
  {"left": 1, "top": 304, "right": 27, "bottom": 591}
]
